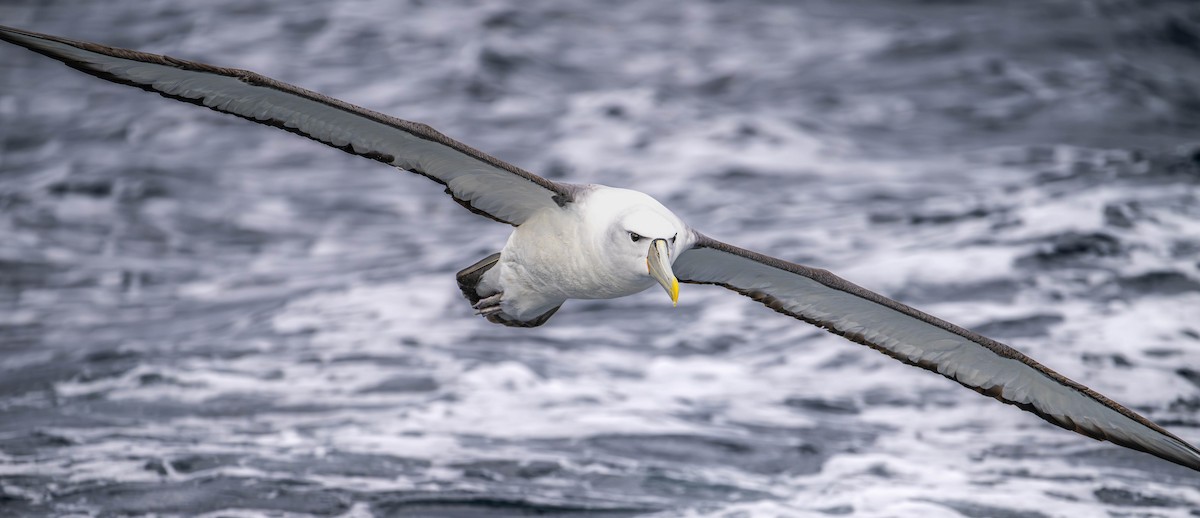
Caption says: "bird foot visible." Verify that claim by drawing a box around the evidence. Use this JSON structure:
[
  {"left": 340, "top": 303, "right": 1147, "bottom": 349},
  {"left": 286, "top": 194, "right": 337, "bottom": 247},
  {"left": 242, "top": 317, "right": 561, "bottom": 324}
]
[
  {"left": 473, "top": 293, "right": 503, "bottom": 309},
  {"left": 473, "top": 292, "right": 504, "bottom": 317}
]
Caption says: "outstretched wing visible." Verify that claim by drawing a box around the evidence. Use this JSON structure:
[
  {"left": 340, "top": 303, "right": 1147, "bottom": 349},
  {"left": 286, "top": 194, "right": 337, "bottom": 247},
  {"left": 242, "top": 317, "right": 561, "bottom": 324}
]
[
  {"left": 0, "top": 25, "right": 573, "bottom": 226},
  {"left": 673, "top": 233, "right": 1200, "bottom": 472}
]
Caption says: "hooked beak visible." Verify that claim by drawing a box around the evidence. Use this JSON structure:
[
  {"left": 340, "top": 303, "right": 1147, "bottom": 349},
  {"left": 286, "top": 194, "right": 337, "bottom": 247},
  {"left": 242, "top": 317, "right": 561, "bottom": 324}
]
[{"left": 646, "top": 238, "right": 679, "bottom": 306}]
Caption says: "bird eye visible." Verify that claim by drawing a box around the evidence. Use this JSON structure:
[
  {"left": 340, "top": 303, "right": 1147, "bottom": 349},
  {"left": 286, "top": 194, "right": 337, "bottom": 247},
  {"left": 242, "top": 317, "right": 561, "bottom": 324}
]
[
  {"left": 629, "top": 232, "right": 642, "bottom": 242},
  {"left": 670, "top": 234, "right": 677, "bottom": 244}
]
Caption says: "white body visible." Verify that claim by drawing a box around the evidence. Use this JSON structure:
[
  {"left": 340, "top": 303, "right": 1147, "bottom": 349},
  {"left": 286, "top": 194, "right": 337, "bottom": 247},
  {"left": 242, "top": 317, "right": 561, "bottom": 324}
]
[{"left": 480, "top": 185, "right": 692, "bottom": 320}]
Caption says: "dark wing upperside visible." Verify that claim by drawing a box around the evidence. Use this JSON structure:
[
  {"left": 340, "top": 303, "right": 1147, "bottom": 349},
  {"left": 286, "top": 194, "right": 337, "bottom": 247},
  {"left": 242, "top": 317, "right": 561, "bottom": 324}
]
[
  {"left": 673, "top": 233, "right": 1200, "bottom": 472},
  {"left": 0, "top": 25, "right": 574, "bottom": 226}
]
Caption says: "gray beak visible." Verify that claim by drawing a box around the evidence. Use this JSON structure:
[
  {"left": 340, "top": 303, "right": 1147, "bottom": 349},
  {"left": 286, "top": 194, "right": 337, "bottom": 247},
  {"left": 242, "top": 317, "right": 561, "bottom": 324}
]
[{"left": 646, "top": 238, "right": 679, "bottom": 306}]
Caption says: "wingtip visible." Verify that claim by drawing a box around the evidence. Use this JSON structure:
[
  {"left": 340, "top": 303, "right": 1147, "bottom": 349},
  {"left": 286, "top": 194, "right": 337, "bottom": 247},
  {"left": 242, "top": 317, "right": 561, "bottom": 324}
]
[
  {"left": 0, "top": 24, "right": 80, "bottom": 56},
  {"left": 0, "top": 24, "right": 53, "bottom": 44},
  {"left": 0, "top": 24, "right": 29, "bottom": 43}
]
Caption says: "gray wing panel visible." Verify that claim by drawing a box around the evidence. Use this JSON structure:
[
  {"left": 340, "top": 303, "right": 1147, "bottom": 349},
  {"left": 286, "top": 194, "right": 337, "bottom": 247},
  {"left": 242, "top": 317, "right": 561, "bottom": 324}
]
[
  {"left": 0, "top": 25, "right": 570, "bottom": 225},
  {"left": 674, "top": 235, "right": 1200, "bottom": 472}
]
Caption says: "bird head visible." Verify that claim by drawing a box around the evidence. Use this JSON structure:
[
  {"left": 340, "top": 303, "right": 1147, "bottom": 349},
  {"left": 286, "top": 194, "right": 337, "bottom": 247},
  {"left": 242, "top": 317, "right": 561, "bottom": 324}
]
[
  {"left": 582, "top": 186, "right": 688, "bottom": 306},
  {"left": 615, "top": 209, "right": 682, "bottom": 306}
]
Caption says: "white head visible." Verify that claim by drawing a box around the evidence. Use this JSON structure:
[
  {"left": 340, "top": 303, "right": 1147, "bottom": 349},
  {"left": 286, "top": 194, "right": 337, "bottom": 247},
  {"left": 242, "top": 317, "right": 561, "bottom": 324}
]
[{"left": 584, "top": 187, "right": 688, "bottom": 305}]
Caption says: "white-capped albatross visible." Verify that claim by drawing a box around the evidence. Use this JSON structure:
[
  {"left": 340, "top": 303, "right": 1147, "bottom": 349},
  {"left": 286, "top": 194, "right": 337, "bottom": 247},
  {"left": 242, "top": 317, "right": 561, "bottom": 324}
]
[{"left": 3, "top": 25, "right": 1198, "bottom": 472}]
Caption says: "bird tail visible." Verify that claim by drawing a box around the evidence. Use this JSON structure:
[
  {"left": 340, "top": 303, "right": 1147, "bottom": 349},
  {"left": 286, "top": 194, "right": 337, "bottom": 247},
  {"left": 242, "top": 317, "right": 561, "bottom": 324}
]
[
  {"left": 455, "top": 252, "right": 561, "bottom": 328},
  {"left": 456, "top": 252, "right": 502, "bottom": 306}
]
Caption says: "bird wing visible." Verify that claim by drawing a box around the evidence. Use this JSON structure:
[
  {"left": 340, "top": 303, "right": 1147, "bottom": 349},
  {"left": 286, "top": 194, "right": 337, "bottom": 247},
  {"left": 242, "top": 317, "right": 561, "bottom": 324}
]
[
  {"left": 0, "top": 25, "right": 573, "bottom": 226},
  {"left": 673, "top": 233, "right": 1200, "bottom": 472}
]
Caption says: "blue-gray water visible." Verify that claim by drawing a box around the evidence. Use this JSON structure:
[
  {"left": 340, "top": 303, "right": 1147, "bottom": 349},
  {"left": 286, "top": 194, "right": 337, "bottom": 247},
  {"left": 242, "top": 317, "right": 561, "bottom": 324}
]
[{"left": 2, "top": 1, "right": 1200, "bottom": 516}]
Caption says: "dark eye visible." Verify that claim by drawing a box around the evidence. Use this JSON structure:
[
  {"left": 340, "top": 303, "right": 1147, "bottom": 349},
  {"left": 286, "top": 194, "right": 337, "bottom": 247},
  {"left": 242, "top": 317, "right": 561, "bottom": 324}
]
[
  {"left": 629, "top": 232, "right": 642, "bottom": 242},
  {"left": 670, "top": 234, "right": 677, "bottom": 244}
]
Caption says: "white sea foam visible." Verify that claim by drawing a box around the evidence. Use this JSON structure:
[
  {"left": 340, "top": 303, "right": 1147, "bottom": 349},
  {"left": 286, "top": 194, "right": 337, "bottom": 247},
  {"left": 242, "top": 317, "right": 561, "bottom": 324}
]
[{"left": 2, "top": 2, "right": 1199, "bottom": 516}]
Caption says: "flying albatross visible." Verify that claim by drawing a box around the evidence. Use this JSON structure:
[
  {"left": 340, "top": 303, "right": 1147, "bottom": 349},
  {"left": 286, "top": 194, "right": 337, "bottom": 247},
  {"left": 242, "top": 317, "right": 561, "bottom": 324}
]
[{"left": 2, "top": 25, "right": 1198, "bottom": 472}]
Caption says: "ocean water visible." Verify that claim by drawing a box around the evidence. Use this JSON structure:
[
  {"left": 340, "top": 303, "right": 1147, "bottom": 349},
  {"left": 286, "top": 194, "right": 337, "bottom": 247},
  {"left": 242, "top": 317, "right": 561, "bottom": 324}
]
[{"left": 2, "top": 0, "right": 1200, "bottom": 516}]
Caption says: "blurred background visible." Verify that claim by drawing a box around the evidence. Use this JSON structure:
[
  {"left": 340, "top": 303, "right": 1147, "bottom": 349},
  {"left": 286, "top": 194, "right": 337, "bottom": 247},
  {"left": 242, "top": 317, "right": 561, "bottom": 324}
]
[{"left": 2, "top": 0, "right": 1200, "bottom": 516}]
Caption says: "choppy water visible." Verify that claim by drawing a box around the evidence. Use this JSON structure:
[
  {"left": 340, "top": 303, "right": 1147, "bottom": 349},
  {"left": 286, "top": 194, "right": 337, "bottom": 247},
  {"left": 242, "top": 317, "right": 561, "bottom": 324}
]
[{"left": 2, "top": 1, "right": 1200, "bottom": 516}]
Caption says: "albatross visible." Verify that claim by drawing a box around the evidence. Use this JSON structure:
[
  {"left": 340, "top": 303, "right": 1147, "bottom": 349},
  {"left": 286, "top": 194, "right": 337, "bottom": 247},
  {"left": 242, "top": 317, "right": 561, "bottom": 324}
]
[{"left": 3, "top": 25, "right": 1198, "bottom": 472}]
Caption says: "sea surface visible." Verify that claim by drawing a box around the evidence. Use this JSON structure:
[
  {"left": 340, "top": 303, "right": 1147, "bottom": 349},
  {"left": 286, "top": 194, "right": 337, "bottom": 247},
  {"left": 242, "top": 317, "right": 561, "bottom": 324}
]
[{"left": 2, "top": 1, "right": 1200, "bottom": 516}]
